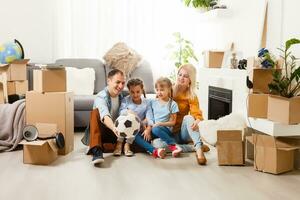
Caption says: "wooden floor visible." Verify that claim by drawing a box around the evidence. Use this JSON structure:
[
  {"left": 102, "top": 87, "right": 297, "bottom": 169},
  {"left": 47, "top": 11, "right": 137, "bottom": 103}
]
[{"left": 0, "top": 132, "right": 300, "bottom": 200}]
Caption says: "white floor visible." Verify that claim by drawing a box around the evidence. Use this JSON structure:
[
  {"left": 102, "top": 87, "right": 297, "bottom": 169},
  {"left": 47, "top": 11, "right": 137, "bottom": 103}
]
[{"left": 1, "top": 132, "right": 300, "bottom": 200}]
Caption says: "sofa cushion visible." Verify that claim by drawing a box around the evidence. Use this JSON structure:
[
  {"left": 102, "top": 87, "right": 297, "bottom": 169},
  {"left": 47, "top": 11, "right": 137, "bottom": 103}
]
[
  {"left": 74, "top": 95, "right": 97, "bottom": 111},
  {"left": 65, "top": 67, "right": 95, "bottom": 95},
  {"left": 130, "top": 60, "right": 155, "bottom": 93},
  {"left": 55, "top": 59, "right": 106, "bottom": 94}
]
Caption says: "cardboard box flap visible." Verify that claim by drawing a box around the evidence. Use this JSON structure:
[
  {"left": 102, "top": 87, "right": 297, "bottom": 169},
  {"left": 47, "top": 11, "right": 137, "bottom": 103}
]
[
  {"left": 20, "top": 140, "right": 47, "bottom": 146},
  {"left": 246, "top": 136, "right": 253, "bottom": 144},
  {"left": 0, "top": 64, "right": 9, "bottom": 68},
  {"left": 48, "top": 139, "right": 58, "bottom": 152},
  {"left": 252, "top": 134, "right": 276, "bottom": 147},
  {"left": 217, "top": 130, "right": 242, "bottom": 141},
  {"left": 277, "top": 147, "right": 299, "bottom": 151},
  {"left": 251, "top": 134, "right": 300, "bottom": 149},
  {"left": 35, "top": 123, "right": 58, "bottom": 137},
  {"left": 269, "top": 94, "right": 300, "bottom": 102},
  {"left": 11, "top": 59, "right": 30, "bottom": 64}
]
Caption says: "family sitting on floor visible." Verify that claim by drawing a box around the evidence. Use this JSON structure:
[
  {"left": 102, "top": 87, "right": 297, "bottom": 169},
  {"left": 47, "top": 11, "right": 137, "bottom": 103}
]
[{"left": 84, "top": 64, "right": 210, "bottom": 166}]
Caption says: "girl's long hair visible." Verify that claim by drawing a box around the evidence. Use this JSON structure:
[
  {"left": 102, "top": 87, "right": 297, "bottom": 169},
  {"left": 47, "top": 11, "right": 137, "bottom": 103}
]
[
  {"left": 127, "top": 78, "right": 146, "bottom": 98},
  {"left": 155, "top": 77, "right": 173, "bottom": 99}
]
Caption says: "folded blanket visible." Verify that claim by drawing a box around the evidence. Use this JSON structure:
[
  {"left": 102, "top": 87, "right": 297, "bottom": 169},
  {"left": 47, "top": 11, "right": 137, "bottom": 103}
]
[
  {"left": 0, "top": 99, "right": 25, "bottom": 151},
  {"left": 199, "top": 113, "right": 246, "bottom": 146}
]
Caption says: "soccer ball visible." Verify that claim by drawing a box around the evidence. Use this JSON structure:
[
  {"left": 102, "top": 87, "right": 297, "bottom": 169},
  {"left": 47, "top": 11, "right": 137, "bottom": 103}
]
[{"left": 115, "top": 113, "right": 140, "bottom": 138}]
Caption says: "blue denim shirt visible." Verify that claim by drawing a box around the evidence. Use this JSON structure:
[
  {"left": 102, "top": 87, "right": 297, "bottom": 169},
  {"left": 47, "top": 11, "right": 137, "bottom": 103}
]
[
  {"left": 81, "top": 87, "right": 124, "bottom": 146},
  {"left": 93, "top": 87, "right": 124, "bottom": 122}
]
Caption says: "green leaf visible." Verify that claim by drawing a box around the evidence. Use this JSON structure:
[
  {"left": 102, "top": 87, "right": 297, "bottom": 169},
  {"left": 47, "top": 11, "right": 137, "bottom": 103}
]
[
  {"left": 184, "top": 0, "right": 191, "bottom": 6},
  {"left": 286, "top": 38, "right": 300, "bottom": 51}
]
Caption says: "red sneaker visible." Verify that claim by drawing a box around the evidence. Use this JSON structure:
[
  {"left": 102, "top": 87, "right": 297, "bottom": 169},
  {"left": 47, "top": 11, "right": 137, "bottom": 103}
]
[
  {"left": 152, "top": 148, "right": 166, "bottom": 159},
  {"left": 168, "top": 144, "right": 182, "bottom": 157}
]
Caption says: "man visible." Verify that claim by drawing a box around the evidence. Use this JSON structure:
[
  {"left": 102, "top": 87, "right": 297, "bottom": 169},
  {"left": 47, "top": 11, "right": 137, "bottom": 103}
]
[{"left": 87, "top": 69, "right": 126, "bottom": 165}]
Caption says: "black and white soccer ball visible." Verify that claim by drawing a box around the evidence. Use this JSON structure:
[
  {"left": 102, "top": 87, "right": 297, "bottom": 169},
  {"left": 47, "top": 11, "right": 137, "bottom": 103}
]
[{"left": 115, "top": 113, "right": 140, "bottom": 138}]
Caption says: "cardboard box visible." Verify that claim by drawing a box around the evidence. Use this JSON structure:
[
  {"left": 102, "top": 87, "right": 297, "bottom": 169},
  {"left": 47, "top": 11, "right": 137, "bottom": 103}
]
[
  {"left": 7, "top": 80, "right": 28, "bottom": 95},
  {"left": 203, "top": 51, "right": 224, "bottom": 68},
  {"left": 0, "top": 59, "right": 29, "bottom": 81},
  {"left": 268, "top": 95, "right": 300, "bottom": 125},
  {"left": 249, "top": 68, "right": 280, "bottom": 94},
  {"left": 0, "top": 83, "right": 4, "bottom": 104},
  {"left": 26, "top": 91, "right": 74, "bottom": 155},
  {"left": 247, "top": 134, "right": 299, "bottom": 174},
  {"left": 33, "top": 69, "right": 66, "bottom": 92},
  {"left": 216, "top": 130, "right": 245, "bottom": 165},
  {"left": 20, "top": 140, "right": 58, "bottom": 165},
  {"left": 0, "top": 73, "right": 8, "bottom": 104},
  {"left": 248, "top": 93, "right": 269, "bottom": 118}
]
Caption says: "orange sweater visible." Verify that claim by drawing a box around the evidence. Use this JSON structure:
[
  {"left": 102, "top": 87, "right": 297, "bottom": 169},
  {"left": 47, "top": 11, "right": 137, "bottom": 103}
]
[{"left": 173, "top": 93, "right": 203, "bottom": 133}]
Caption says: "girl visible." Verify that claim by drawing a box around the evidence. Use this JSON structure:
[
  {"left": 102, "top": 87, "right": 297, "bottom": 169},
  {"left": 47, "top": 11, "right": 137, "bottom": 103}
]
[
  {"left": 119, "top": 78, "right": 166, "bottom": 158},
  {"left": 153, "top": 65, "right": 209, "bottom": 165},
  {"left": 150, "top": 77, "right": 182, "bottom": 157}
]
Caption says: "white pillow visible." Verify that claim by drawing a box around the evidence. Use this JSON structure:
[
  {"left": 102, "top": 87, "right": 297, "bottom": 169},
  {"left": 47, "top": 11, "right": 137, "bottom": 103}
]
[
  {"left": 199, "top": 113, "right": 247, "bottom": 146},
  {"left": 65, "top": 67, "right": 95, "bottom": 95}
]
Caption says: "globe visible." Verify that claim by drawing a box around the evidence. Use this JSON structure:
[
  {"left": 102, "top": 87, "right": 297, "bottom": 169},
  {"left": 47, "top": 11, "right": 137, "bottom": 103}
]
[{"left": 0, "top": 39, "right": 24, "bottom": 64}]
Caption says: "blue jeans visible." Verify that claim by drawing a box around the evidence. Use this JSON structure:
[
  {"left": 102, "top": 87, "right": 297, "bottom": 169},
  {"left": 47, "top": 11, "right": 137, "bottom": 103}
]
[
  {"left": 134, "top": 133, "right": 155, "bottom": 154},
  {"left": 151, "top": 126, "right": 176, "bottom": 145},
  {"left": 153, "top": 115, "right": 203, "bottom": 152}
]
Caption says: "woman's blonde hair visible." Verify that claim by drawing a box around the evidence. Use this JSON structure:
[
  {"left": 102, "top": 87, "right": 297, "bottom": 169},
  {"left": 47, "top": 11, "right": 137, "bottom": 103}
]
[
  {"left": 155, "top": 77, "right": 173, "bottom": 98},
  {"left": 174, "top": 64, "right": 197, "bottom": 99}
]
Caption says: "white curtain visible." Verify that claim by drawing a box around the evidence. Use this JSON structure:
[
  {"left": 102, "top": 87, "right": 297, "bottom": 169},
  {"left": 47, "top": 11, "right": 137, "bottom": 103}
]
[{"left": 53, "top": 0, "right": 200, "bottom": 77}]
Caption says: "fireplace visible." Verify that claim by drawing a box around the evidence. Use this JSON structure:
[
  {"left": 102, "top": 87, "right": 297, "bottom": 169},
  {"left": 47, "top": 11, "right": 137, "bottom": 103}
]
[{"left": 208, "top": 86, "right": 232, "bottom": 120}]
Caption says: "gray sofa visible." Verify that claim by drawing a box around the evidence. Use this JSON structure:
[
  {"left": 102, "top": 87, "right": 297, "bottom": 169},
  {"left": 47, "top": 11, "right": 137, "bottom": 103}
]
[
  {"left": 27, "top": 59, "right": 155, "bottom": 128},
  {"left": 53, "top": 58, "right": 155, "bottom": 128}
]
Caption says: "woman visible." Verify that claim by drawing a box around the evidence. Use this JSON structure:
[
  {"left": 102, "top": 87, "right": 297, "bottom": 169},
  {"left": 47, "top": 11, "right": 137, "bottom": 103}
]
[
  {"left": 153, "top": 64, "right": 209, "bottom": 165},
  {"left": 172, "top": 64, "right": 208, "bottom": 165}
]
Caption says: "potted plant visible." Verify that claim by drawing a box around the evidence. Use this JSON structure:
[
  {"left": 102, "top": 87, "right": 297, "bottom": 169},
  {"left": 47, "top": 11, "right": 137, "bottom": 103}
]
[
  {"left": 267, "top": 38, "right": 300, "bottom": 124},
  {"left": 183, "top": 0, "right": 218, "bottom": 11},
  {"left": 166, "top": 32, "right": 199, "bottom": 83},
  {"left": 166, "top": 32, "right": 198, "bottom": 68}
]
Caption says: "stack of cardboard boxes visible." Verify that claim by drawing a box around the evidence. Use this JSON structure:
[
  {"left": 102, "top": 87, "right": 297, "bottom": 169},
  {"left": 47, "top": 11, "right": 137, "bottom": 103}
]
[
  {"left": 23, "top": 66, "right": 74, "bottom": 165},
  {"left": 246, "top": 57, "right": 300, "bottom": 174},
  {"left": 0, "top": 59, "right": 29, "bottom": 104}
]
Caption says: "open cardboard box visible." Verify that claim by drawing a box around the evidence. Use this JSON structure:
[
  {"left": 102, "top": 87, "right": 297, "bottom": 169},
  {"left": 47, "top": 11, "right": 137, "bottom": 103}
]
[
  {"left": 33, "top": 68, "right": 66, "bottom": 92},
  {"left": 247, "top": 134, "right": 299, "bottom": 174},
  {"left": 20, "top": 139, "right": 58, "bottom": 165},
  {"left": 0, "top": 59, "right": 29, "bottom": 81},
  {"left": 216, "top": 130, "right": 245, "bottom": 166},
  {"left": 20, "top": 123, "right": 59, "bottom": 165},
  {"left": 26, "top": 91, "right": 74, "bottom": 155},
  {"left": 248, "top": 68, "right": 281, "bottom": 94},
  {"left": 268, "top": 95, "right": 300, "bottom": 125}
]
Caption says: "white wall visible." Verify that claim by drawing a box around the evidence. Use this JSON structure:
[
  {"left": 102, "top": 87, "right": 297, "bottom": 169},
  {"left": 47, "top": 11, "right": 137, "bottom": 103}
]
[
  {"left": 0, "top": 0, "right": 54, "bottom": 63},
  {"left": 0, "top": 0, "right": 300, "bottom": 64}
]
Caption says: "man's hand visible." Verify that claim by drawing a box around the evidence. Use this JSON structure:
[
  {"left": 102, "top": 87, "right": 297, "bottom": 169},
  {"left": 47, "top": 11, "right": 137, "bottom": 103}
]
[{"left": 113, "top": 127, "right": 120, "bottom": 137}]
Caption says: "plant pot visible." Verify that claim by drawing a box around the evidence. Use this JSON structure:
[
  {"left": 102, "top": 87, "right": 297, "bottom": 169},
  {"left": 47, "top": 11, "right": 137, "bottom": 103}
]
[{"left": 268, "top": 95, "right": 300, "bottom": 124}]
